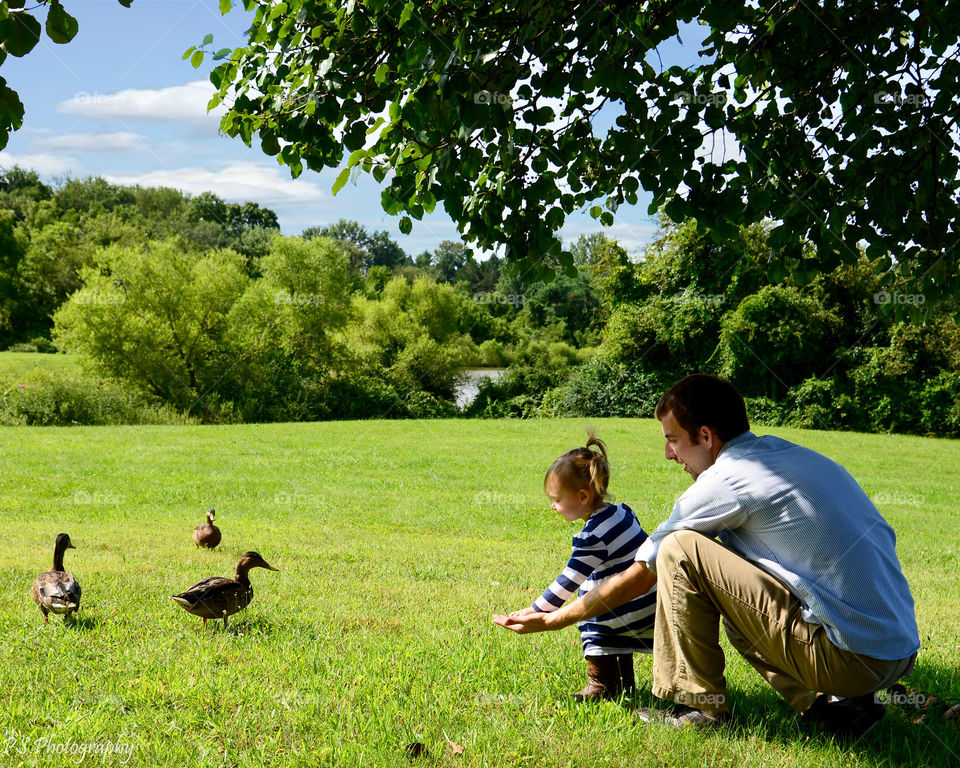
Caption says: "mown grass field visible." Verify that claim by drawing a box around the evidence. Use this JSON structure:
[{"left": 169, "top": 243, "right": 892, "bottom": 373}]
[
  {"left": 0, "top": 352, "right": 80, "bottom": 388},
  {"left": 0, "top": 418, "right": 957, "bottom": 767}
]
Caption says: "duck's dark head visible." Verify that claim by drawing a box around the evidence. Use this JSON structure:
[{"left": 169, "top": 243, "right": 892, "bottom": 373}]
[
  {"left": 206, "top": 508, "right": 216, "bottom": 524},
  {"left": 52, "top": 533, "right": 74, "bottom": 571},
  {"left": 237, "top": 551, "right": 279, "bottom": 574}
]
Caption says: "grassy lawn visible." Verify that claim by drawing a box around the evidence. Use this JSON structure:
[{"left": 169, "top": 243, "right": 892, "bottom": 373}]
[
  {"left": 0, "top": 418, "right": 957, "bottom": 767},
  {"left": 0, "top": 351, "right": 81, "bottom": 388}
]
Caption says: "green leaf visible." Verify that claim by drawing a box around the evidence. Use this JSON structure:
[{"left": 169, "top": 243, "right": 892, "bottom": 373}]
[
  {"left": 398, "top": 215, "right": 412, "bottom": 234},
  {"left": 190, "top": 49, "right": 205, "bottom": 68},
  {"left": 45, "top": 3, "right": 79, "bottom": 45},
  {"left": 213, "top": 47, "right": 232, "bottom": 61},
  {"left": 0, "top": 11, "right": 42, "bottom": 57},
  {"left": 182, "top": 46, "right": 196, "bottom": 61},
  {"left": 332, "top": 167, "right": 351, "bottom": 195},
  {"left": 202, "top": 33, "right": 214, "bottom": 46},
  {"left": 219, "top": 0, "right": 234, "bottom": 14},
  {"left": 374, "top": 63, "right": 389, "bottom": 87},
  {"left": 260, "top": 132, "right": 280, "bottom": 156},
  {"left": 398, "top": 1, "right": 415, "bottom": 28}
]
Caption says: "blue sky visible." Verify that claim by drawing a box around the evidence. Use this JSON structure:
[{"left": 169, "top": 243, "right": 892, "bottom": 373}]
[{"left": 1, "top": 0, "right": 701, "bottom": 258}]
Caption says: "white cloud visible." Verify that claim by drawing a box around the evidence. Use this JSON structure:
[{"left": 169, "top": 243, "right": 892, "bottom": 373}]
[
  {"left": 103, "top": 161, "right": 325, "bottom": 205},
  {"left": 57, "top": 80, "right": 223, "bottom": 125},
  {"left": 34, "top": 131, "right": 147, "bottom": 153},
  {"left": 0, "top": 152, "right": 80, "bottom": 177}
]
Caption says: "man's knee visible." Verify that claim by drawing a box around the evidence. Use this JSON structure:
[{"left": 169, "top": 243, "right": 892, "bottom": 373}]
[{"left": 656, "top": 529, "right": 708, "bottom": 572}]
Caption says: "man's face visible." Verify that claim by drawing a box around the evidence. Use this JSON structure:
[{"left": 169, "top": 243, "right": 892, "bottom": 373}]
[{"left": 660, "top": 409, "right": 718, "bottom": 480}]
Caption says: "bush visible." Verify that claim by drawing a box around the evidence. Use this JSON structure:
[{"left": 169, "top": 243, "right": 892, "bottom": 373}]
[
  {"left": 780, "top": 377, "right": 856, "bottom": 431},
  {"left": 919, "top": 372, "right": 960, "bottom": 438},
  {"left": 540, "top": 358, "right": 671, "bottom": 417},
  {"left": 0, "top": 376, "right": 194, "bottom": 426},
  {"left": 464, "top": 364, "right": 567, "bottom": 418},
  {"left": 742, "top": 396, "right": 785, "bottom": 427}
]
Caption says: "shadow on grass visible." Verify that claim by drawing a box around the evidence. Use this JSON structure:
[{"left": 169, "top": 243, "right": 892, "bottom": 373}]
[
  {"left": 609, "top": 660, "right": 960, "bottom": 768},
  {"left": 62, "top": 612, "right": 97, "bottom": 631},
  {"left": 727, "top": 663, "right": 960, "bottom": 768}
]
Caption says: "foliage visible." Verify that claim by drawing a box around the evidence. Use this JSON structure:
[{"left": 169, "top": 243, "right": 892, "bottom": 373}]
[
  {"left": 53, "top": 239, "right": 252, "bottom": 420},
  {"left": 0, "top": 171, "right": 281, "bottom": 345},
  {"left": 718, "top": 285, "right": 843, "bottom": 400},
  {"left": 201, "top": 1, "right": 960, "bottom": 302},
  {"left": 0, "top": 374, "right": 193, "bottom": 426},
  {"left": 351, "top": 276, "right": 469, "bottom": 401},
  {"left": 540, "top": 358, "right": 671, "bottom": 419},
  {"left": 303, "top": 218, "right": 406, "bottom": 272}
]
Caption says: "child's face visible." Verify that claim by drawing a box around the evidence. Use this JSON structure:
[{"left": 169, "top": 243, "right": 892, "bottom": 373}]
[{"left": 545, "top": 473, "right": 594, "bottom": 523}]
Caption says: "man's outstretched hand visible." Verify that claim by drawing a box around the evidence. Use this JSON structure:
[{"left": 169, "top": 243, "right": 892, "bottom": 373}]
[{"left": 492, "top": 608, "right": 553, "bottom": 634}]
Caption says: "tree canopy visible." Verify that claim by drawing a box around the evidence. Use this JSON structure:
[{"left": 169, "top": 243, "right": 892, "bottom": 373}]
[{"left": 199, "top": 0, "right": 960, "bottom": 302}]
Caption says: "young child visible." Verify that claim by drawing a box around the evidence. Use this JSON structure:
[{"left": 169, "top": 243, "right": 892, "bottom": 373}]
[{"left": 516, "top": 434, "right": 657, "bottom": 701}]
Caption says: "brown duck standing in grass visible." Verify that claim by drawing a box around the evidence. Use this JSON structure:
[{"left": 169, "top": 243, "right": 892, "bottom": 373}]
[
  {"left": 32, "top": 533, "right": 81, "bottom": 623},
  {"left": 171, "top": 551, "right": 278, "bottom": 629},
  {"left": 193, "top": 508, "right": 221, "bottom": 549}
]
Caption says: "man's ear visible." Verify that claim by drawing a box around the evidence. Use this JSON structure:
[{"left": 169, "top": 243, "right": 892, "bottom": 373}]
[{"left": 698, "top": 424, "right": 719, "bottom": 447}]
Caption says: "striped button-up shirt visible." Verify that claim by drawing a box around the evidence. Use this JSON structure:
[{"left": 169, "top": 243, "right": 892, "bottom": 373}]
[{"left": 635, "top": 431, "right": 920, "bottom": 660}]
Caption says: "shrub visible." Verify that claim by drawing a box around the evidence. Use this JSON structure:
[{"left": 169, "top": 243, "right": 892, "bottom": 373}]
[
  {"left": 780, "top": 377, "right": 856, "bottom": 431},
  {"left": 540, "top": 358, "right": 671, "bottom": 418},
  {"left": 0, "top": 376, "right": 194, "bottom": 426}
]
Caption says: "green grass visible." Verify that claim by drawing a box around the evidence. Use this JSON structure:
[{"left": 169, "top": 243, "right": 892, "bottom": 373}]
[
  {"left": 0, "top": 419, "right": 957, "bottom": 767},
  {"left": 0, "top": 351, "right": 81, "bottom": 388}
]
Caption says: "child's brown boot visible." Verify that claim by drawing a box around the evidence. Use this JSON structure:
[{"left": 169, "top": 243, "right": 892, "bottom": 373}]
[{"left": 571, "top": 656, "right": 621, "bottom": 701}]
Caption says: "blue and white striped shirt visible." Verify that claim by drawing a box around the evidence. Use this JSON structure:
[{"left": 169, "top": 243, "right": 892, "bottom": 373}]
[
  {"left": 535, "top": 503, "right": 657, "bottom": 654},
  {"left": 636, "top": 432, "right": 920, "bottom": 660}
]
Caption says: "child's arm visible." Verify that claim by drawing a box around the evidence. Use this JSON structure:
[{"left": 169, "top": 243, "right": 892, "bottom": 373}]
[
  {"left": 530, "top": 534, "right": 605, "bottom": 614},
  {"left": 494, "top": 561, "right": 656, "bottom": 633}
]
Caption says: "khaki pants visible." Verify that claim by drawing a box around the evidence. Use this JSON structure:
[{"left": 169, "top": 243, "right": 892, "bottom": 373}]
[{"left": 653, "top": 530, "right": 916, "bottom": 714}]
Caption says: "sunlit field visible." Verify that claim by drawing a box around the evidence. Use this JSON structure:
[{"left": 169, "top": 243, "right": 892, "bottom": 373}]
[{"left": 1, "top": 419, "right": 957, "bottom": 767}]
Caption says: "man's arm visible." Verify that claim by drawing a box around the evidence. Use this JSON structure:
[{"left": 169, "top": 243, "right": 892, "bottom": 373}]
[{"left": 492, "top": 561, "right": 656, "bottom": 634}]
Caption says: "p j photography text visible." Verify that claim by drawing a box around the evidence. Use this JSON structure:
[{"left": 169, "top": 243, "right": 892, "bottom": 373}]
[{"left": 3, "top": 734, "right": 135, "bottom": 765}]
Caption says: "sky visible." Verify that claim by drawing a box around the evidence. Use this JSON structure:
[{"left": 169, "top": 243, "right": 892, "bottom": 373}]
[{"left": 1, "top": 0, "right": 702, "bottom": 259}]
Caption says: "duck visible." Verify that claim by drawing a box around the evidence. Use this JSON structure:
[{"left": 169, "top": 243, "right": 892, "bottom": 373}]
[
  {"left": 192, "top": 508, "right": 221, "bottom": 549},
  {"left": 32, "top": 533, "right": 82, "bottom": 623},
  {"left": 171, "top": 551, "right": 278, "bottom": 629}
]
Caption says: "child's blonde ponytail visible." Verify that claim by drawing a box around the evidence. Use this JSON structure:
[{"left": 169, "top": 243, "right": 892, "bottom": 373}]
[{"left": 545, "top": 432, "right": 612, "bottom": 504}]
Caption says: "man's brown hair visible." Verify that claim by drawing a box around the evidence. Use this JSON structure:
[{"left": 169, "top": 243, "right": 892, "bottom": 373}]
[{"left": 655, "top": 374, "right": 750, "bottom": 443}]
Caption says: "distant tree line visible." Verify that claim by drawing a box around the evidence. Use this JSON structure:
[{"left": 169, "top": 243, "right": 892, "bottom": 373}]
[{"left": 2, "top": 166, "right": 957, "bottom": 435}]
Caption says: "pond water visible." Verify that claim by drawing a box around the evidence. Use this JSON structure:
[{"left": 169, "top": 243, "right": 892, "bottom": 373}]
[{"left": 455, "top": 368, "right": 507, "bottom": 408}]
